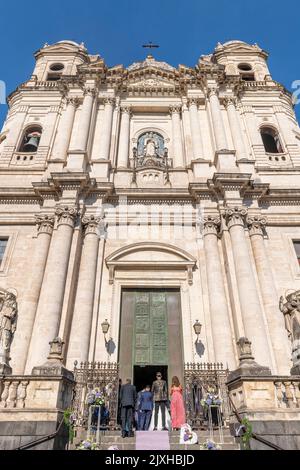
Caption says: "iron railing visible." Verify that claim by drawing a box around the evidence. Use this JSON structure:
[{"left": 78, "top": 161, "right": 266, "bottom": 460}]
[
  {"left": 184, "top": 362, "right": 230, "bottom": 430},
  {"left": 71, "top": 361, "right": 119, "bottom": 430}
]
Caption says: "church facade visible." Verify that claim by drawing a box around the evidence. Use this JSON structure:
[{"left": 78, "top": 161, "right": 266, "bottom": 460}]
[{"left": 0, "top": 39, "right": 300, "bottom": 449}]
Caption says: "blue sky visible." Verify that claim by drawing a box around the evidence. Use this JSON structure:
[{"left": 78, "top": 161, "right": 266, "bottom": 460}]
[{"left": 1, "top": 0, "right": 300, "bottom": 126}]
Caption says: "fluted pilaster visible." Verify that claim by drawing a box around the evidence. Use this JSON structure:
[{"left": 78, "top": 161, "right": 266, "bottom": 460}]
[
  {"left": 67, "top": 215, "right": 104, "bottom": 365},
  {"left": 225, "top": 206, "right": 273, "bottom": 369},
  {"left": 203, "top": 215, "right": 236, "bottom": 368},
  {"left": 25, "top": 205, "right": 78, "bottom": 372},
  {"left": 170, "top": 105, "right": 184, "bottom": 167},
  {"left": 247, "top": 215, "right": 290, "bottom": 374}
]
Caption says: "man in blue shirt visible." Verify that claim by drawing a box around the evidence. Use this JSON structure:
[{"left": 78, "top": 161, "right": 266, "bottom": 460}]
[{"left": 139, "top": 385, "right": 153, "bottom": 431}]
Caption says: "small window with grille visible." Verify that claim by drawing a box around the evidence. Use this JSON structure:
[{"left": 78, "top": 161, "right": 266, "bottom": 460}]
[
  {"left": 0, "top": 238, "right": 8, "bottom": 266},
  {"left": 293, "top": 240, "right": 300, "bottom": 266}
]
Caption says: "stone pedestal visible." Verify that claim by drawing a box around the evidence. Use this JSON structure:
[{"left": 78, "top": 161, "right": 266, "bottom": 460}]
[
  {"left": 0, "top": 338, "right": 75, "bottom": 450},
  {"left": 227, "top": 337, "right": 271, "bottom": 382}
]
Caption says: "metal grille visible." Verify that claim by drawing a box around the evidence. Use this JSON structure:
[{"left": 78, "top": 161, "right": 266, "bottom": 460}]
[
  {"left": 184, "top": 362, "right": 230, "bottom": 429},
  {"left": 71, "top": 361, "right": 119, "bottom": 429}
]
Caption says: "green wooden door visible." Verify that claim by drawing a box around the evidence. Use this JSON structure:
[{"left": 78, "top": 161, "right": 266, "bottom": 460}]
[{"left": 133, "top": 290, "right": 168, "bottom": 365}]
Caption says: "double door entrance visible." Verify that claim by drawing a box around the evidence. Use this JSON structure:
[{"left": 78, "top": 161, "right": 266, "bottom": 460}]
[{"left": 119, "top": 288, "right": 183, "bottom": 392}]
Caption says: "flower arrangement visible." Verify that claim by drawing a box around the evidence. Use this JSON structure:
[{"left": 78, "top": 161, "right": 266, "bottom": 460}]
[
  {"left": 199, "top": 439, "right": 222, "bottom": 450},
  {"left": 86, "top": 388, "right": 105, "bottom": 406},
  {"left": 76, "top": 439, "right": 100, "bottom": 450},
  {"left": 183, "top": 427, "right": 194, "bottom": 442},
  {"left": 201, "top": 393, "right": 222, "bottom": 407}
]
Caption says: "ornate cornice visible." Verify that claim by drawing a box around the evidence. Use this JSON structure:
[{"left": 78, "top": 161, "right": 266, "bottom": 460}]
[
  {"left": 247, "top": 215, "right": 266, "bottom": 236},
  {"left": 35, "top": 214, "right": 55, "bottom": 235},
  {"left": 55, "top": 205, "right": 78, "bottom": 228},
  {"left": 225, "top": 206, "right": 248, "bottom": 229}
]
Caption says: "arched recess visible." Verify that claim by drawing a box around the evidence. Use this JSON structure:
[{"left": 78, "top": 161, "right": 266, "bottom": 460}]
[{"left": 105, "top": 241, "right": 197, "bottom": 285}]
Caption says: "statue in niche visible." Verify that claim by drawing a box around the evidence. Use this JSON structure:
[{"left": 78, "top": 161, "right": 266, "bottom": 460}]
[
  {"left": 0, "top": 289, "right": 18, "bottom": 369},
  {"left": 144, "top": 137, "right": 157, "bottom": 157},
  {"left": 279, "top": 290, "right": 300, "bottom": 373},
  {"left": 136, "top": 131, "right": 166, "bottom": 168}
]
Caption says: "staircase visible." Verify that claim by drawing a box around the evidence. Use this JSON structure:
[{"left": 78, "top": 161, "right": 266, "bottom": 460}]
[{"left": 70, "top": 427, "right": 240, "bottom": 451}]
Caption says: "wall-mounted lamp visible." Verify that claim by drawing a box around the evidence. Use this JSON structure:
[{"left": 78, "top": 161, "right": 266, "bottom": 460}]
[
  {"left": 101, "top": 319, "right": 110, "bottom": 343},
  {"left": 193, "top": 320, "right": 202, "bottom": 341}
]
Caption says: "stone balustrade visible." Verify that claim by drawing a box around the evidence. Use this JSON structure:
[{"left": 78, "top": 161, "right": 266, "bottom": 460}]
[
  {"left": 0, "top": 374, "right": 74, "bottom": 411},
  {"left": 228, "top": 376, "right": 300, "bottom": 413}
]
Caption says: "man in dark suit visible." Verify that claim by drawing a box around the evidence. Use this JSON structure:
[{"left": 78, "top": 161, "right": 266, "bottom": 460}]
[
  {"left": 139, "top": 385, "right": 153, "bottom": 430},
  {"left": 119, "top": 378, "right": 137, "bottom": 438}
]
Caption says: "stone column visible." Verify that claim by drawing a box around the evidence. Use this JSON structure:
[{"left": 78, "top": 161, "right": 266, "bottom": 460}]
[
  {"left": 74, "top": 87, "right": 96, "bottom": 151},
  {"left": 98, "top": 98, "right": 115, "bottom": 160},
  {"left": 224, "top": 97, "right": 247, "bottom": 160},
  {"left": 67, "top": 215, "right": 101, "bottom": 364},
  {"left": 247, "top": 215, "right": 291, "bottom": 374},
  {"left": 188, "top": 98, "right": 204, "bottom": 159},
  {"left": 25, "top": 205, "right": 78, "bottom": 373},
  {"left": 117, "top": 106, "right": 131, "bottom": 168},
  {"left": 203, "top": 216, "right": 236, "bottom": 368},
  {"left": 208, "top": 88, "right": 228, "bottom": 150},
  {"left": 12, "top": 215, "right": 54, "bottom": 374},
  {"left": 170, "top": 105, "right": 184, "bottom": 167},
  {"left": 51, "top": 97, "right": 79, "bottom": 160},
  {"left": 225, "top": 207, "right": 273, "bottom": 368}
]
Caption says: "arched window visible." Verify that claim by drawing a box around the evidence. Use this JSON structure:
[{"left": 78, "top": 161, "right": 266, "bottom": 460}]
[
  {"left": 18, "top": 126, "right": 42, "bottom": 153},
  {"left": 260, "top": 126, "right": 283, "bottom": 154}
]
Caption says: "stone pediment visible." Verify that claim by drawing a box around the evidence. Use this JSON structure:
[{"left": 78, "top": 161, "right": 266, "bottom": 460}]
[
  {"left": 106, "top": 242, "right": 196, "bottom": 285},
  {"left": 214, "top": 41, "right": 268, "bottom": 58},
  {"left": 34, "top": 41, "right": 89, "bottom": 61}
]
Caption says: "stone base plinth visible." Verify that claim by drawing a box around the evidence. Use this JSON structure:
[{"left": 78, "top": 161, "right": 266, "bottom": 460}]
[{"left": 0, "top": 410, "right": 68, "bottom": 450}]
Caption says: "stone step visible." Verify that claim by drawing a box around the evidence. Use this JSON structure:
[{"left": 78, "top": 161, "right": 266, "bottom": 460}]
[{"left": 170, "top": 444, "right": 240, "bottom": 451}]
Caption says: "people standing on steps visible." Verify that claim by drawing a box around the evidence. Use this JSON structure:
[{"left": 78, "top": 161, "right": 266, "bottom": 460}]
[
  {"left": 139, "top": 385, "right": 153, "bottom": 431},
  {"left": 170, "top": 376, "right": 186, "bottom": 430},
  {"left": 151, "top": 371, "right": 169, "bottom": 431},
  {"left": 119, "top": 378, "right": 137, "bottom": 438}
]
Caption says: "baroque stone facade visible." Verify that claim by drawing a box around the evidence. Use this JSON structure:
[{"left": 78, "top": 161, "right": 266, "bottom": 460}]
[{"left": 1, "top": 39, "right": 300, "bottom": 448}]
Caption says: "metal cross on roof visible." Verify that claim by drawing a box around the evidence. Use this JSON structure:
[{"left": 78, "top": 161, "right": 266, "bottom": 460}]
[{"left": 142, "top": 41, "right": 159, "bottom": 50}]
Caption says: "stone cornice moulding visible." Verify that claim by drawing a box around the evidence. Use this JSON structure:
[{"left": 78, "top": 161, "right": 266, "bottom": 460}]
[{"left": 105, "top": 241, "right": 197, "bottom": 286}]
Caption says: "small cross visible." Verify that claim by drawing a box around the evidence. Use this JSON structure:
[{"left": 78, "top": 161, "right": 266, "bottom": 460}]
[{"left": 142, "top": 41, "right": 159, "bottom": 50}]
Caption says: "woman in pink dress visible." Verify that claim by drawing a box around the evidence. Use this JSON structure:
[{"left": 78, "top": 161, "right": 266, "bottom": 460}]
[{"left": 170, "top": 376, "right": 186, "bottom": 430}]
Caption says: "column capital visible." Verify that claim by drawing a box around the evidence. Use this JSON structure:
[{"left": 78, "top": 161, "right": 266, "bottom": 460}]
[
  {"left": 35, "top": 214, "right": 55, "bottom": 235},
  {"left": 223, "top": 96, "right": 237, "bottom": 109},
  {"left": 82, "top": 214, "right": 101, "bottom": 236},
  {"left": 169, "top": 105, "right": 182, "bottom": 114},
  {"left": 83, "top": 86, "right": 97, "bottom": 97},
  {"left": 203, "top": 215, "right": 221, "bottom": 236},
  {"left": 66, "top": 96, "right": 80, "bottom": 108},
  {"left": 207, "top": 87, "right": 219, "bottom": 99},
  {"left": 225, "top": 206, "right": 248, "bottom": 229},
  {"left": 55, "top": 205, "right": 78, "bottom": 228},
  {"left": 103, "top": 97, "right": 116, "bottom": 106},
  {"left": 120, "top": 106, "right": 131, "bottom": 115},
  {"left": 247, "top": 215, "right": 266, "bottom": 236},
  {"left": 187, "top": 97, "right": 200, "bottom": 108}
]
